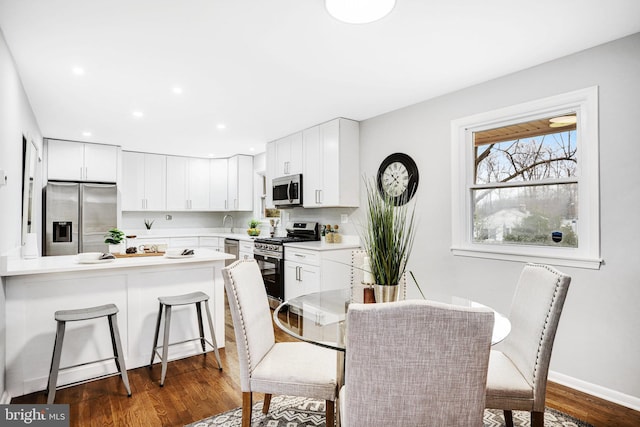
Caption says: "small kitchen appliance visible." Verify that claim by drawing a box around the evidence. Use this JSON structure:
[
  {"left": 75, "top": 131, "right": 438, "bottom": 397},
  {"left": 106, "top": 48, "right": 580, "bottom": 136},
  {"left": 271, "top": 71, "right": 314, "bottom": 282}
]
[{"left": 271, "top": 174, "right": 303, "bottom": 208}]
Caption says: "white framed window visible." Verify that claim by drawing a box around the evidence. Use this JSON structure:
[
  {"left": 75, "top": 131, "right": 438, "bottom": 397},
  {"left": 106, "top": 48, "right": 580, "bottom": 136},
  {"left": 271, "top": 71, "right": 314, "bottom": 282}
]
[{"left": 451, "top": 87, "right": 601, "bottom": 269}]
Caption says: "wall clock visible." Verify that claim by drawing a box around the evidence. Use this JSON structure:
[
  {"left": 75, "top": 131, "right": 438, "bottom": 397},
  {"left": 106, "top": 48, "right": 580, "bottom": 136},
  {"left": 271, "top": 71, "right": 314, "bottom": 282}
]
[{"left": 376, "top": 153, "right": 419, "bottom": 206}]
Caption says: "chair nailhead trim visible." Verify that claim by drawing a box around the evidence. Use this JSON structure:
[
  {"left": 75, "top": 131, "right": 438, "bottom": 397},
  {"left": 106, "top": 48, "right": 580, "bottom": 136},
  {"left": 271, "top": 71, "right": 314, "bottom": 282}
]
[
  {"left": 529, "top": 263, "right": 563, "bottom": 386},
  {"left": 228, "top": 260, "right": 254, "bottom": 372}
]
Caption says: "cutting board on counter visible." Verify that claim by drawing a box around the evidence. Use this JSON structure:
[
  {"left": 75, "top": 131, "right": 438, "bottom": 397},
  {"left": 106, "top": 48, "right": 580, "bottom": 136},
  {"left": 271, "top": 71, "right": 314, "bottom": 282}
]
[{"left": 113, "top": 252, "right": 165, "bottom": 258}]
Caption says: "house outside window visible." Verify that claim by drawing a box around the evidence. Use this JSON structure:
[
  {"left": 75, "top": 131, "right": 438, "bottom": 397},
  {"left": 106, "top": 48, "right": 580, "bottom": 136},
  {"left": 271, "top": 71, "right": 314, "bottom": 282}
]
[{"left": 451, "top": 87, "right": 601, "bottom": 269}]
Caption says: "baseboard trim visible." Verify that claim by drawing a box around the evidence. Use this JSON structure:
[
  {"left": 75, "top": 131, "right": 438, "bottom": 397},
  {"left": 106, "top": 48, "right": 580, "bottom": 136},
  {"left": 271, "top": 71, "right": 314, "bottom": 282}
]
[
  {"left": 1, "top": 390, "right": 11, "bottom": 404},
  {"left": 549, "top": 370, "right": 640, "bottom": 412}
]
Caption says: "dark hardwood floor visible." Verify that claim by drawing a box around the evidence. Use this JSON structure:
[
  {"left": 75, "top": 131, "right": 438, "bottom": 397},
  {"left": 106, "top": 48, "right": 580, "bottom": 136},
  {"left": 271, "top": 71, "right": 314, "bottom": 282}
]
[{"left": 11, "top": 299, "right": 640, "bottom": 427}]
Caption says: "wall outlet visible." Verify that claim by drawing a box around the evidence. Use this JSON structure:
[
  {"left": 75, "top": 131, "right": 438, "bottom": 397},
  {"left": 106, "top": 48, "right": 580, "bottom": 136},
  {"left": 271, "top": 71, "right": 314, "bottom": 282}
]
[
  {"left": 165, "top": 214, "right": 172, "bottom": 220},
  {"left": 341, "top": 214, "right": 348, "bottom": 224}
]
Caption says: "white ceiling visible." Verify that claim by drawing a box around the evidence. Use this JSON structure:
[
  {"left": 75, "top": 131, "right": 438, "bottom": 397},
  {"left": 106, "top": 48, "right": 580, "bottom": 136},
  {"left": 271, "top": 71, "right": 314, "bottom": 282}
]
[{"left": 1, "top": 0, "right": 639, "bottom": 158}]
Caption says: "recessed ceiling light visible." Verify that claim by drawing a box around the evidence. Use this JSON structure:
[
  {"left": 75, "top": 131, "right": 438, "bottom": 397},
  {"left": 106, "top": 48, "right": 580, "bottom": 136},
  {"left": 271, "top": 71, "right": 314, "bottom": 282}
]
[
  {"left": 325, "top": 0, "right": 396, "bottom": 24},
  {"left": 172, "top": 87, "right": 183, "bottom": 94},
  {"left": 82, "top": 131, "right": 92, "bottom": 137},
  {"left": 72, "top": 66, "right": 85, "bottom": 75},
  {"left": 132, "top": 111, "right": 144, "bottom": 118},
  {"left": 249, "top": 147, "right": 255, "bottom": 152},
  {"left": 216, "top": 124, "right": 226, "bottom": 130}
]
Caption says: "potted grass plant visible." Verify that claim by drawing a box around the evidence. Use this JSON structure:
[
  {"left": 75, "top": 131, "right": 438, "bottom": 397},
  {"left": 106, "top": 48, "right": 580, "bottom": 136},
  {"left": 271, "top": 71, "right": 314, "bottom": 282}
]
[{"left": 361, "top": 178, "right": 417, "bottom": 302}]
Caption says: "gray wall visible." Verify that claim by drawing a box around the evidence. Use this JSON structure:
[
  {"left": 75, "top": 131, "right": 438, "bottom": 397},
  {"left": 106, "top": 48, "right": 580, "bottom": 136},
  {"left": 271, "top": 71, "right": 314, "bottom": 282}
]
[{"left": 359, "top": 33, "right": 640, "bottom": 405}]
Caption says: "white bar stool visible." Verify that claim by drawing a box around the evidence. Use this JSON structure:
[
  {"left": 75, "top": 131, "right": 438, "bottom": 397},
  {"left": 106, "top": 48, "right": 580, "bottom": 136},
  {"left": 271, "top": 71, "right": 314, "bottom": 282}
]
[
  {"left": 46, "top": 303, "right": 132, "bottom": 404},
  {"left": 149, "top": 291, "right": 222, "bottom": 386}
]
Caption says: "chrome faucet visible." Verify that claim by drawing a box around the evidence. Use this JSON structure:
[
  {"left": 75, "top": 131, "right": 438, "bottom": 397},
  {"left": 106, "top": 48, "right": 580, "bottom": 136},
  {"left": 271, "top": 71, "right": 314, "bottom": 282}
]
[{"left": 222, "top": 214, "right": 234, "bottom": 232}]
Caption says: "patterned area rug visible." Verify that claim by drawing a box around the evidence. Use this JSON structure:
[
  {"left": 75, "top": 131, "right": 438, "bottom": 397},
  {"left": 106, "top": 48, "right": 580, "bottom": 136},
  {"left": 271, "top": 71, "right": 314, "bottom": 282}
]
[{"left": 185, "top": 395, "right": 594, "bottom": 427}]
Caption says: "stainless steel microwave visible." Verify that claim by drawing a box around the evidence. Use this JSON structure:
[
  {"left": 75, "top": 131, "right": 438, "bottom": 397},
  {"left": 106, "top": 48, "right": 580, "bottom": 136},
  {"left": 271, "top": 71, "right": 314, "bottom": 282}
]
[{"left": 272, "top": 174, "right": 302, "bottom": 208}]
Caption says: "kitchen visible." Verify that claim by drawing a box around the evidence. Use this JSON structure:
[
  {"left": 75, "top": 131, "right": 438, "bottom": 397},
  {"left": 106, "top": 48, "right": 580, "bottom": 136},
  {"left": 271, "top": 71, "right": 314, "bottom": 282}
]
[
  {"left": 2, "top": 122, "right": 363, "bottom": 399},
  {"left": 1, "top": 1, "right": 640, "bottom": 426}
]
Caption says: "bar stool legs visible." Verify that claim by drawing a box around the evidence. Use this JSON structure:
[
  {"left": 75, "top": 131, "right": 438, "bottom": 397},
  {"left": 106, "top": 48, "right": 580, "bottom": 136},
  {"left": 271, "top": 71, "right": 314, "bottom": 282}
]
[
  {"left": 46, "top": 304, "right": 131, "bottom": 404},
  {"left": 149, "top": 291, "right": 222, "bottom": 386},
  {"left": 46, "top": 319, "right": 66, "bottom": 404}
]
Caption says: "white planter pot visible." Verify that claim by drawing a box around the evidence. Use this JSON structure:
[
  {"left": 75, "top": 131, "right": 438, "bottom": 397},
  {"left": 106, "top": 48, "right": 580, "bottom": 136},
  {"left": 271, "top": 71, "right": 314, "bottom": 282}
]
[{"left": 108, "top": 243, "right": 125, "bottom": 254}]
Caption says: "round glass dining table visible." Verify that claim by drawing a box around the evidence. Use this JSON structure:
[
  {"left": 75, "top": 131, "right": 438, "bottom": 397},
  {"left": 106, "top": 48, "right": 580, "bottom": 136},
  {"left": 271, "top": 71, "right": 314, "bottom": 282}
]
[{"left": 273, "top": 288, "right": 511, "bottom": 352}]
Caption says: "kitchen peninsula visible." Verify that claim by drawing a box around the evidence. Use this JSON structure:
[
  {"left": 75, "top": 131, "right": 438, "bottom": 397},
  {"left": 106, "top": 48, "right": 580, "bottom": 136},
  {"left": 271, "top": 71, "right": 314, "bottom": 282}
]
[{"left": 0, "top": 249, "right": 233, "bottom": 398}]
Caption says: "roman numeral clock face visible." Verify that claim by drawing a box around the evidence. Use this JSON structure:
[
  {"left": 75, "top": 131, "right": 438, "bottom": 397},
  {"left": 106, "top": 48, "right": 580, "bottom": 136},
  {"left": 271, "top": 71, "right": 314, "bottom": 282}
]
[{"left": 376, "top": 153, "right": 419, "bottom": 206}]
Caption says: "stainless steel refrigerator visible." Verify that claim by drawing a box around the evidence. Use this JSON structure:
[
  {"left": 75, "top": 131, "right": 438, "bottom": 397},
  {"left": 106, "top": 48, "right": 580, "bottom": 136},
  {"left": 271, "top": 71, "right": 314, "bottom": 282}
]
[{"left": 44, "top": 182, "right": 117, "bottom": 256}]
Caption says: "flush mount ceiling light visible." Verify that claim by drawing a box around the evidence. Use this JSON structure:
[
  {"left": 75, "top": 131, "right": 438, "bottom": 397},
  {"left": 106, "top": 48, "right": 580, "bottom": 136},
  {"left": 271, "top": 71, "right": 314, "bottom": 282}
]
[
  {"left": 325, "top": 0, "right": 396, "bottom": 24},
  {"left": 549, "top": 115, "right": 577, "bottom": 128}
]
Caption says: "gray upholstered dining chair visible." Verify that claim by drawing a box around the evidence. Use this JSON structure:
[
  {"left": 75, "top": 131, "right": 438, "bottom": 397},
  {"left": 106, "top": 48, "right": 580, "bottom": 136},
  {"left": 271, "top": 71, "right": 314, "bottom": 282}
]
[
  {"left": 485, "top": 263, "right": 571, "bottom": 427},
  {"left": 339, "top": 299, "right": 494, "bottom": 427},
  {"left": 349, "top": 249, "right": 406, "bottom": 303},
  {"left": 222, "top": 259, "right": 338, "bottom": 427}
]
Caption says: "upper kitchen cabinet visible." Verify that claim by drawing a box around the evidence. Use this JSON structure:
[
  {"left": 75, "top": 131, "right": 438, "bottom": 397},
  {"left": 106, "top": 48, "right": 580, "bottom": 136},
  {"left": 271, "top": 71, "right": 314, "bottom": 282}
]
[
  {"left": 227, "top": 154, "right": 253, "bottom": 211},
  {"left": 210, "top": 158, "right": 228, "bottom": 210},
  {"left": 265, "top": 132, "right": 302, "bottom": 210},
  {"left": 121, "top": 151, "right": 166, "bottom": 210},
  {"left": 46, "top": 139, "right": 118, "bottom": 183},
  {"left": 273, "top": 132, "right": 303, "bottom": 176},
  {"left": 265, "top": 142, "right": 276, "bottom": 209},
  {"left": 166, "top": 156, "right": 210, "bottom": 210},
  {"left": 303, "top": 118, "right": 359, "bottom": 208}
]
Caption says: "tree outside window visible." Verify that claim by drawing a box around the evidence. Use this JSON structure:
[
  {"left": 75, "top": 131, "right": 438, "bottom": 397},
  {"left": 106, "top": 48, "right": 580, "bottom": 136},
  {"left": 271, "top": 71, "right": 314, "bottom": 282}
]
[{"left": 473, "top": 115, "right": 578, "bottom": 247}]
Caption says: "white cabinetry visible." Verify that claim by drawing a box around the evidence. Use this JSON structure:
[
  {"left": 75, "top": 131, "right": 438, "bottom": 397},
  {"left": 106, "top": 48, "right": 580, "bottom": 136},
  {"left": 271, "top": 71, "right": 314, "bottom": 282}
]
[
  {"left": 199, "top": 237, "right": 223, "bottom": 252},
  {"left": 284, "top": 246, "right": 353, "bottom": 301},
  {"left": 166, "top": 156, "right": 210, "bottom": 210},
  {"left": 188, "top": 158, "right": 210, "bottom": 210},
  {"left": 273, "top": 132, "right": 303, "bottom": 176},
  {"left": 303, "top": 118, "right": 359, "bottom": 208},
  {"left": 239, "top": 240, "right": 255, "bottom": 260},
  {"left": 209, "top": 158, "right": 228, "bottom": 210},
  {"left": 227, "top": 155, "right": 253, "bottom": 211},
  {"left": 47, "top": 139, "right": 118, "bottom": 183},
  {"left": 169, "top": 237, "right": 199, "bottom": 249},
  {"left": 285, "top": 247, "right": 321, "bottom": 300},
  {"left": 265, "top": 142, "right": 277, "bottom": 209},
  {"left": 122, "top": 151, "right": 252, "bottom": 212},
  {"left": 122, "top": 151, "right": 166, "bottom": 210},
  {"left": 265, "top": 132, "right": 303, "bottom": 209}
]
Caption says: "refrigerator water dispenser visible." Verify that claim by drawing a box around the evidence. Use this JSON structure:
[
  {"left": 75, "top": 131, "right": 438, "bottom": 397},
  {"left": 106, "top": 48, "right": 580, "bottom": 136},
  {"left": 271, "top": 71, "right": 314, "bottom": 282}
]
[{"left": 53, "top": 221, "right": 73, "bottom": 242}]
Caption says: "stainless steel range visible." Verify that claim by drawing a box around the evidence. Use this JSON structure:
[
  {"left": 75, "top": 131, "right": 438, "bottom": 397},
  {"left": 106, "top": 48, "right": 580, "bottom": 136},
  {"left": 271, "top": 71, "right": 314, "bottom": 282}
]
[{"left": 254, "top": 221, "right": 319, "bottom": 308}]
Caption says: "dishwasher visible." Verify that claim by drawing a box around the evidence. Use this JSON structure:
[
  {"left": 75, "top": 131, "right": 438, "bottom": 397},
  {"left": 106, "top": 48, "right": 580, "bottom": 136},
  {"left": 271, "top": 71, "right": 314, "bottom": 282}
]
[{"left": 224, "top": 238, "right": 239, "bottom": 266}]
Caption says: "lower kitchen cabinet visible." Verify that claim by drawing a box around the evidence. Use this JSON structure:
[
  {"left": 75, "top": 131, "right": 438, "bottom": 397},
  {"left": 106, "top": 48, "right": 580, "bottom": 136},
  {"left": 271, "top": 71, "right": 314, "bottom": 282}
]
[
  {"left": 285, "top": 261, "right": 320, "bottom": 300},
  {"left": 284, "top": 246, "right": 354, "bottom": 301},
  {"left": 239, "top": 240, "right": 255, "bottom": 260},
  {"left": 199, "top": 236, "right": 224, "bottom": 252}
]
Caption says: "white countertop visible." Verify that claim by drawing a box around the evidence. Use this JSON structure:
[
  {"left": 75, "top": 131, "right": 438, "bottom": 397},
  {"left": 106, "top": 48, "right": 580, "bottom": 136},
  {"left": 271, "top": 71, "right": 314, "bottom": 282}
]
[
  {"left": 1, "top": 248, "right": 234, "bottom": 277},
  {"left": 284, "top": 241, "right": 361, "bottom": 251},
  {"left": 133, "top": 231, "right": 258, "bottom": 242}
]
